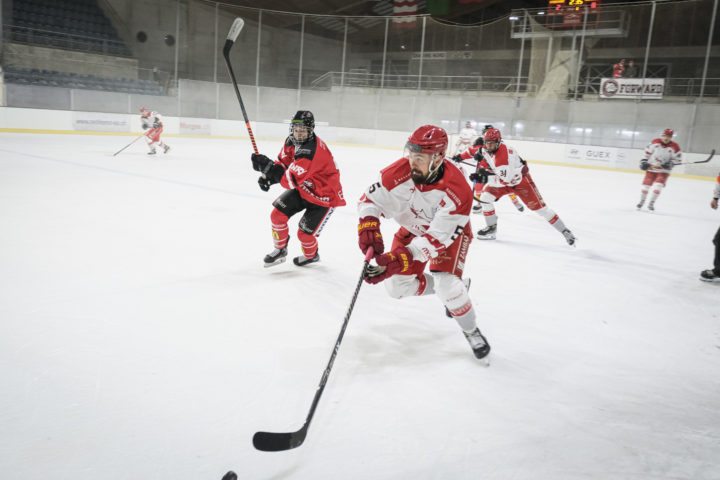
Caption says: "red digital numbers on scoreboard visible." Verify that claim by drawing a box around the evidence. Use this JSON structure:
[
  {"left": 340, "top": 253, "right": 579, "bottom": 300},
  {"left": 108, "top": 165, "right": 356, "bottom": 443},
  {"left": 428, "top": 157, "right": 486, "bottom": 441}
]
[{"left": 547, "top": 0, "right": 602, "bottom": 28}]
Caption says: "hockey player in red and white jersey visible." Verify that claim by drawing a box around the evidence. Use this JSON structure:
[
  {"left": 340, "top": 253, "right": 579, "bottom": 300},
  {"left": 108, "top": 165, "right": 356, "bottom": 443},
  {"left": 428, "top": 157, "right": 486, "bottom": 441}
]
[
  {"left": 451, "top": 124, "right": 524, "bottom": 213},
  {"left": 474, "top": 128, "right": 576, "bottom": 245},
  {"left": 699, "top": 172, "right": 720, "bottom": 283},
  {"left": 140, "top": 107, "right": 170, "bottom": 155},
  {"left": 452, "top": 121, "right": 478, "bottom": 156},
  {"left": 357, "top": 125, "right": 490, "bottom": 360},
  {"left": 636, "top": 128, "right": 682, "bottom": 211},
  {"left": 251, "top": 110, "right": 346, "bottom": 267}
]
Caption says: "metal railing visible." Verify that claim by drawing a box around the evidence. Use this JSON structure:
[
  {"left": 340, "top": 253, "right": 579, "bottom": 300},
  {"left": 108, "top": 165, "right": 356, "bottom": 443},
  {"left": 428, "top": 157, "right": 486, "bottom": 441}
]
[{"left": 311, "top": 71, "right": 537, "bottom": 94}]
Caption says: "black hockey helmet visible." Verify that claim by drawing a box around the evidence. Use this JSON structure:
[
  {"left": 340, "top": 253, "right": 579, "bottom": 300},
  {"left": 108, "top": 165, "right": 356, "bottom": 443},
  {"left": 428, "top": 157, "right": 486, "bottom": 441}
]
[
  {"left": 482, "top": 124, "right": 494, "bottom": 134},
  {"left": 290, "top": 110, "right": 315, "bottom": 145},
  {"left": 473, "top": 137, "right": 484, "bottom": 147}
]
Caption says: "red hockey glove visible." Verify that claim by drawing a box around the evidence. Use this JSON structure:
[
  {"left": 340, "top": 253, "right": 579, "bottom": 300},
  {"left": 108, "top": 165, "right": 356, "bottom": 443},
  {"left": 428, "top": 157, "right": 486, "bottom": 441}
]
[
  {"left": 358, "top": 216, "right": 384, "bottom": 256},
  {"left": 364, "top": 246, "right": 412, "bottom": 285}
]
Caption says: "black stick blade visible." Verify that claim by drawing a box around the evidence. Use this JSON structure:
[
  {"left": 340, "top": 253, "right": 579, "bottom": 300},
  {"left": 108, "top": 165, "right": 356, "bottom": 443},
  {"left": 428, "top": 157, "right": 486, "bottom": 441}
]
[{"left": 253, "top": 428, "right": 307, "bottom": 452}]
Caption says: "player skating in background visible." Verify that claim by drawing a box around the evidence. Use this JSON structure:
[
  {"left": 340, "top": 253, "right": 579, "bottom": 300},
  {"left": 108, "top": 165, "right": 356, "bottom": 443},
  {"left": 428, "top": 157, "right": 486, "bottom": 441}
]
[
  {"left": 140, "top": 107, "right": 170, "bottom": 155},
  {"left": 699, "top": 172, "right": 720, "bottom": 283},
  {"left": 251, "top": 110, "right": 345, "bottom": 267},
  {"left": 474, "top": 128, "right": 576, "bottom": 245},
  {"left": 637, "top": 128, "right": 682, "bottom": 211},
  {"left": 451, "top": 124, "right": 524, "bottom": 213},
  {"left": 357, "top": 125, "right": 490, "bottom": 360},
  {"left": 452, "top": 121, "right": 478, "bottom": 156}
]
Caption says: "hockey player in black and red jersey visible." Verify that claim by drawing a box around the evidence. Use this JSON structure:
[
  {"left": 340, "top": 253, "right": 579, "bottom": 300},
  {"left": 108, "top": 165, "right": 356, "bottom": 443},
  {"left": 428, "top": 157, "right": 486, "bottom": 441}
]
[
  {"left": 474, "top": 128, "right": 575, "bottom": 245},
  {"left": 636, "top": 128, "right": 682, "bottom": 211},
  {"left": 699, "top": 172, "right": 720, "bottom": 283},
  {"left": 450, "top": 124, "right": 524, "bottom": 213},
  {"left": 251, "top": 110, "right": 346, "bottom": 267},
  {"left": 357, "top": 125, "right": 490, "bottom": 360},
  {"left": 140, "top": 107, "right": 170, "bottom": 155}
]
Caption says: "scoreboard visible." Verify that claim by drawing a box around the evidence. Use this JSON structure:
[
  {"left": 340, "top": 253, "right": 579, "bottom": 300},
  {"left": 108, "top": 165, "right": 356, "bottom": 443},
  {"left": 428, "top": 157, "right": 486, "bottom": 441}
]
[{"left": 546, "top": 0, "right": 602, "bottom": 28}]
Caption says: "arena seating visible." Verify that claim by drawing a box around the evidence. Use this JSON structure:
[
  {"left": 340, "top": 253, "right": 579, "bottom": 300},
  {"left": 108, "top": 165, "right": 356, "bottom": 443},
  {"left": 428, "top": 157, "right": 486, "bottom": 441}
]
[
  {"left": 3, "top": 66, "right": 164, "bottom": 96},
  {"left": 11, "top": 0, "right": 132, "bottom": 57}
]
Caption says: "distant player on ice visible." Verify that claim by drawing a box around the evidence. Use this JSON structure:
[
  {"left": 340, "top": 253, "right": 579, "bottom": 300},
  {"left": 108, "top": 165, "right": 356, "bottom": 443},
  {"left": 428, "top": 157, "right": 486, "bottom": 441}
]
[
  {"left": 250, "top": 110, "right": 345, "bottom": 267},
  {"left": 357, "top": 125, "right": 490, "bottom": 360},
  {"left": 140, "top": 107, "right": 170, "bottom": 155},
  {"left": 452, "top": 121, "right": 478, "bottom": 156},
  {"left": 636, "top": 128, "right": 682, "bottom": 211},
  {"left": 450, "top": 124, "right": 524, "bottom": 213},
  {"left": 473, "top": 128, "right": 575, "bottom": 245}
]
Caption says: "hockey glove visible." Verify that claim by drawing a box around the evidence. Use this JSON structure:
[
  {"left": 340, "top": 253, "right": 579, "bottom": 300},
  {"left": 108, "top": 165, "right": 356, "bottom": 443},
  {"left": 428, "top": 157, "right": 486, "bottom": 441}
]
[
  {"left": 640, "top": 159, "right": 650, "bottom": 171},
  {"left": 152, "top": 121, "right": 160, "bottom": 129},
  {"left": 142, "top": 123, "right": 149, "bottom": 130},
  {"left": 661, "top": 160, "right": 673, "bottom": 170},
  {"left": 469, "top": 168, "right": 491, "bottom": 184},
  {"left": 251, "top": 153, "right": 273, "bottom": 173},
  {"left": 364, "top": 246, "right": 412, "bottom": 285},
  {"left": 358, "top": 216, "right": 384, "bottom": 256},
  {"left": 258, "top": 175, "right": 272, "bottom": 192},
  {"left": 451, "top": 154, "right": 463, "bottom": 163}
]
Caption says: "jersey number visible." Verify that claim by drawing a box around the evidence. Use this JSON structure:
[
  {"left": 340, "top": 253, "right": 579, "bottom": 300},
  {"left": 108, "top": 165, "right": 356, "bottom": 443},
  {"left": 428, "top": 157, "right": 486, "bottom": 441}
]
[
  {"left": 450, "top": 225, "right": 464, "bottom": 241},
  {"left": 368, "top": 182, "right": 381, "bottom": 194}
]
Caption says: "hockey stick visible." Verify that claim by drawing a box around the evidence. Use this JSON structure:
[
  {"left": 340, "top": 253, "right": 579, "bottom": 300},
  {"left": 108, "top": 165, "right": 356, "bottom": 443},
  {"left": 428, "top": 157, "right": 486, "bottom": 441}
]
[
  {"left": 677, "top": 149, "right": 715, "bottom": 165},
  {"left": 112, "top": 134, "right": 144, "bottom": 156},
  {"left": 222, "top": 17, "right": 260, "bottom": 156},
  {"left": 252, "top": 247, "right": 375, "bottom": 452}
]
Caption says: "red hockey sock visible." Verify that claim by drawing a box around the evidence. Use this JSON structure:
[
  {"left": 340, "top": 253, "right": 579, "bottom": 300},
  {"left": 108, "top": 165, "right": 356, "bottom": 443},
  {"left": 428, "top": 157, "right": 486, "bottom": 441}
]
[
  {"left": 270, "top": 208, "right": 290, "bottom": 249},
  {"left": 297, "top": 230, "right": 318, "bottom": 258}
]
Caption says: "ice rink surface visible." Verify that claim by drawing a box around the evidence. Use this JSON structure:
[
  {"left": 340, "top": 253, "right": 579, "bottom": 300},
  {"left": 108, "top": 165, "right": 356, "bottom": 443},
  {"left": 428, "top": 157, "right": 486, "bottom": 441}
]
[{"left": 1, "top": 132, "right": 719, "bottom": 480}]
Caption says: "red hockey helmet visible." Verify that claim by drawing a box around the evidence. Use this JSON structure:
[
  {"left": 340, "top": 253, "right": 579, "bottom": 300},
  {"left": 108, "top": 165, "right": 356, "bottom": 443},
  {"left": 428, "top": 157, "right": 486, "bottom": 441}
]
[
  {"left": 405, "top": 125, "right": 448, "bottom": 156},
  {"left": 662, "top": 128, "right": 674, "bottom": 137},
  {"left": 483, "top": 128, "right": 501, "bottom": 143}
]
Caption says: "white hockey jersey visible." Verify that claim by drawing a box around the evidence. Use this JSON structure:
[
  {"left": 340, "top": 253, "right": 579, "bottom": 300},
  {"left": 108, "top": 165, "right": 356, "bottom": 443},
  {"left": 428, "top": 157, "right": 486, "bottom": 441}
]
[
  {"left": 643, "top": 138, "right": 682, "bottom": 173},
  {"left": 477, "top": 143, "right": 527, "bottom": 188},
  {"left": 457, "top": 127, "right": 478, "bottom": 143},
  {"left": 358, "top": 158, "right": 473, "bottom": 263}
]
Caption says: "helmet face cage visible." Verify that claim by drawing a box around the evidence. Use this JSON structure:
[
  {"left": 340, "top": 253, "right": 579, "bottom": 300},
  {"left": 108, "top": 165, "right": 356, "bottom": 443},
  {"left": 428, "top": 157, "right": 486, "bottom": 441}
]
[{"left": 290, "top": 110, "right": 315, "bottom": 146}]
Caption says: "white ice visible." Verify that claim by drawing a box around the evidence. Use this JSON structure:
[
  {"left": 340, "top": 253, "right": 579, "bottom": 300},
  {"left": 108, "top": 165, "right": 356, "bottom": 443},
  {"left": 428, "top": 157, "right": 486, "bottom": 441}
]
[{"left": 1, "top": 132, "right": 719, "bottom": 480}]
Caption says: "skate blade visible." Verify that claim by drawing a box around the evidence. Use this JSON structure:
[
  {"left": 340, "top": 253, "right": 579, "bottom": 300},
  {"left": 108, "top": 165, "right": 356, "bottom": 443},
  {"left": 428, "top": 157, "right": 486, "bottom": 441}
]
[{"left": 263, "top": 257, "right": 287, "bottom": 268}]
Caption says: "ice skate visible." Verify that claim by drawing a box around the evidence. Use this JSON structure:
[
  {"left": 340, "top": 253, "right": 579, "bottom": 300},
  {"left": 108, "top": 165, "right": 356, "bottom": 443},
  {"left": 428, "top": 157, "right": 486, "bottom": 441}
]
[
  {"left": 463, "top": 328, "right": 491, "bottom": 360},
  {"left": 636, "top": 200, "right": 644, "bottom": 210},
  {"left": 699, "top": 269, "right": 720, "bottom": 283},
  {"left": 293, "top": 253, "right": 320, "bottom": 266},
  {"left": 445, "top": 278, "right": 471, "bottom": 318},
  {"left": 263, "top": 247, "right": 287, "bottom": 268},
  {"left": 163, "top": 144, "right": 170, "bottom": 154},
  {"left": 476, "top": 224, "right": 497, "bottom": 240},
  {"left": 147, "top": 148, "right": 157, "bottom": 155},
  {"left": 562, "top": 229, "right": 576, "bottom": 246},
  {"left": 647, "top": 200, "right": 655, "bottom": 211}
]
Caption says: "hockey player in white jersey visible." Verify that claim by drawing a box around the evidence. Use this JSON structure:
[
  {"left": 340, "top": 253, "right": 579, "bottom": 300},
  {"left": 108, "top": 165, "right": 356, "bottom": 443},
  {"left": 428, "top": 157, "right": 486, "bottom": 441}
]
[
  {"left": 140, "top": 107, "right": 170, "bottom": 155},
  {"left": 452, "top": 121, "right": 478, "bottom": 156},
  {"left": 357, "top": 125, "right": 490, "bottom": 360},
  {"left": 474, "top": 128, "right": 575, "bottom": 245},
  {"left": 637, "top": 128, "right": 682, "bottom": 211}
]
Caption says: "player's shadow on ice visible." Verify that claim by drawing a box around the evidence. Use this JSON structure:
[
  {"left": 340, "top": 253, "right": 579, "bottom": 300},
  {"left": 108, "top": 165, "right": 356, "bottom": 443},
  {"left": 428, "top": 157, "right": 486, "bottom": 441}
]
[{"left": 349, "top": 323, "right": 465, "bottom": 370}]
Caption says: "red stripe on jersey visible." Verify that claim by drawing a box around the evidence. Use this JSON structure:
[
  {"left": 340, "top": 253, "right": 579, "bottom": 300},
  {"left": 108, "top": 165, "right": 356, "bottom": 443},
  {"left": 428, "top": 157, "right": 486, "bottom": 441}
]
[
  {"left": 491, "top": 144, "right": 509, "bottom": 167},
  {"left": 380, "top": 158, "right": 412, "bottom": 191}
]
